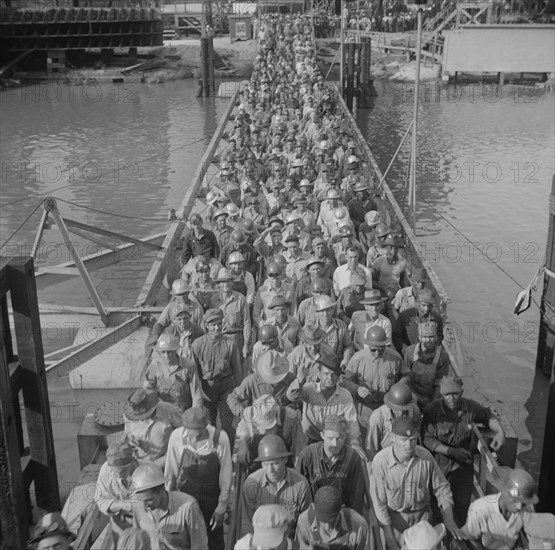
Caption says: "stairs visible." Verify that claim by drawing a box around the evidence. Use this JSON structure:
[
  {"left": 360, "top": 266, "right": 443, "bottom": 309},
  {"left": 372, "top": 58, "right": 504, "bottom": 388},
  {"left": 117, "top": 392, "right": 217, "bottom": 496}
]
[{"left": 424, "top": 0, "right": 457, "bottom": 32}]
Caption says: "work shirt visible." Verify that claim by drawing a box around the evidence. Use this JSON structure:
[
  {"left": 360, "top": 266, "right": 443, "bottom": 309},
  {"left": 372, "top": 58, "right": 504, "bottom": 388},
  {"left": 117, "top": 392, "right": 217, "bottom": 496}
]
[
  {"left": 133, "top": 490, "right": 208, "bottom": 550},
  {"left": 253, "top": 282, "right": 296, "bottom": 325},
  {"left": 190, "top": 280, "right": 218, "bottom": 312},
  {"left": 124, "top": 415, "right": 174, "bottom": 467},
  {"left": 349, "top": 311, "right": 392, "bottom": 351},
  {"left": 348, "top": 196, "right": 377, "bottom": 228},
  {"left": 287, "top": 380, "right": 361, "bottom": 446},
  {"left": 366, "top": 404, "right": 422, "bottom": 461},
  {"left": 181, "top": 228, "right": 220, "bottom": 264},
  {"left": 392, "top": 308, "right": 444, "bottom": 354},
  {"left": 366, "top": 243, "right": 387, "bottom": 268},
  {"left": 232, "top": 270, "right": 256, "bottom": 304},
  {"left": 296, "top": 442, "right": 365, "bottom": 515},
  {"left": 209, "top": 291, "right": 252, "bottom": 345},
  {"left": 332, "top": 263, "right": 372, "bottom": 295},
  {"left": 180, "top": 257, "right": 222, "bottom": 286},
  {"left": 191, "top": 334, "right": 242, "bottom": 383},
  {"left": 283, "top": 250, "right": 310, "bottom": 282},
  {"left": 251, "top": 341, "right": 288, "bottom": 367},
  {"left": 373, "top": 255, "right": 408, "bottom": 297},
  {"left": 213, "top": 224, "right": 233, "bottom": 249},
  {"left": 342, "top": 347, "right": 407, "bottom": 426},
  {"left": 296, "top": 507, "right": 369, "bottom": 550},
  {"left": 337, "top": 285, "right": 365, "bottom": 322},
  {"left": 461, "top": 493, "right": 526, "bottom": 550},
  {"left": 145, "top": 354, "right": 204, "bottom": 413},
  {"left": 297, "top": 296, "right": 327, "bottom": 328},
  {"left": 423, "top": 397, "right": 493, "bottom": 476},
  {"left": 331, "top": 239, "right": 366, "bottom": 266},
  {"left": 392, "top": 285, "right": 418, "bottom": 313},
  {"left": 164, "top": 425, "right": 232, "bottom": 515},
  {"left": 96, "top": 462, "right": 135, "bottom": 535},
  {"left": 295, "top": 276, "right": 334, "bottom": 304},
  {"left": 241, "top": 468, "right": 312, "bottom": 536},
  {"left": 315, "top": 318, "right": 353, "bottom": 362},
  {"left": 227, "top": 370, "right": 296, "bottom": 416},
  {"left": 266, "top": 316, "right": 302, "bottom": 352},
  {"left": 370, "top": 445, "right": 454, "bottom": 527},
  {"left": 287, "top": 341, "right": 336, "bottom": 383}
]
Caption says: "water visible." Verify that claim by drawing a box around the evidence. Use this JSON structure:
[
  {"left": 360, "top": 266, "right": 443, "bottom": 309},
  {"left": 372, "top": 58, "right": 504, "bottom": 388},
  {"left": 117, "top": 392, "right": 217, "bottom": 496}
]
[
  {"left": 358, "top": 79, "right": 555, "bottom": 476},
  {"left": 1, "top": 78, "right": 553, "bottom": 495}
]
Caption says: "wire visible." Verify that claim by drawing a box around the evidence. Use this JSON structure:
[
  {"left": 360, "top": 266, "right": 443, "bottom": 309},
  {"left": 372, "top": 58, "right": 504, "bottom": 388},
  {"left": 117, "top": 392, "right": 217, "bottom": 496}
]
[
  {"left": 0, "top": 202, "right": 42, "bottom": 252},
  {"left": 54, "top": 198, "right": 171, "bottom": 222},
  {"left": 0, "top": 137, "right": 209, "bottom": 210}
]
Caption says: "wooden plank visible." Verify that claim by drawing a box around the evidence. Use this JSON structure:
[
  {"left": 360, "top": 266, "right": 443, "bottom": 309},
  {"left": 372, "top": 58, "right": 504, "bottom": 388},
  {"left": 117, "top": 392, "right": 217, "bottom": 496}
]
[
  {"left": 36, "top": 266, "right": 81, "bottom": 276},
  {"left": 0, "top": 296, "right": 30, "bottom": 548},
  {"left": 136, "top": 90, "right": 240, "bottom": 307},
  {"left": 45, "top": 315, "right": 141, "bottom": 380},
  {"left": 63, "top": 218, "right": 163, "bottom": 251},
  {"left": 1, "top": 294, "right": 14, "bottom": 362},
  {"left": 31, "top": 209, "right": 49, "bottom": 261},
  {"left": 7, "top": 258, "right": 61, "bottom": 512}
]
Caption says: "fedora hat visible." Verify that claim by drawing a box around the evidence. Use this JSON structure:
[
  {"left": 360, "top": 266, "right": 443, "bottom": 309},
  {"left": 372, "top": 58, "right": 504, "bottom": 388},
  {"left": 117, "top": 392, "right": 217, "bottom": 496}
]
[
  {"left": 360, "top": 290, "right": 384, "bottom": 305},
  {"left": 243, "top": 394, "right": 278, "bottom": 431},
  {"left": 411, "top": 267, "right": 429, "bottom": 283},
  {"left": 28, "top": 513, "right": 76, "bottom": 545},
  {"left": 364, "top": 211, "right": 381, "bottom": 227},
  {"left": 124, "top": 389, "right": 158, "bottom": 421},
  {"left": 402, "top": 521, "right": 446, "bottom": 550},
  {"left": 256, "top": 350, "right": 290, "bottom": 384},
  {"left": 267, "top": 295, "right": 291, "bottom": 309},
  {"left": 301, "top": 324, "right": 325, "bottom": 345}
]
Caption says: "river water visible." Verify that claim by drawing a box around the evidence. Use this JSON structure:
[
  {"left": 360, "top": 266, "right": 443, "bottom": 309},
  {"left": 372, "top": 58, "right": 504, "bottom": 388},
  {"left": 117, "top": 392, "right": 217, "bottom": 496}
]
[{"left": 1, "top": 78, "right": 554, "bottom": 496}]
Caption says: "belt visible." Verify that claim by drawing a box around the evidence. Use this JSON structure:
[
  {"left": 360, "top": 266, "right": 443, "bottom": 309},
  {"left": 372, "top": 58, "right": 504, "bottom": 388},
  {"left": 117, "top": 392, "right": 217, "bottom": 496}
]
[
  {"left": 204, "top": 373, "right": 232, "bottom": 383},
  {"left": 223, "top": 330, "right": 242, "bottom": 334}
]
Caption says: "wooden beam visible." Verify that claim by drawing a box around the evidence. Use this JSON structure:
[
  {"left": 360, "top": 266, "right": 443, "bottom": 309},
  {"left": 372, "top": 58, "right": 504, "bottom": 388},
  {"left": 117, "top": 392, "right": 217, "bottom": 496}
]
[
  {"left": 36, "top": 266, "right": 80, "bottom": 277},
  {"left": 0, "top": 297, "right": 30, "bottom": 548},
  {"left": 31, "top": 209, "right": 49, "bottom": 261},
  {"left": 63, "top": 218, "right": 163, "bottom": 251},
  {"left": 45, "top": 315, "right": 141, "bottom": 380},
  {"left": 7, "top": 258, "right": 61, "bottom": 513},
  {"left": 136, "top": 90, "right": 240, "bottom": 308}
]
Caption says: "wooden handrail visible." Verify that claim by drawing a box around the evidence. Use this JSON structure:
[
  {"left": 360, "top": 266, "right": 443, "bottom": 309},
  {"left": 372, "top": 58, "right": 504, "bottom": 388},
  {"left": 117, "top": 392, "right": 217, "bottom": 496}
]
[
  {"left": 226, "top": 462, "right": 246, "bottom": 550},
  {"left": 73, "top": 504, "right": 102, "bottom": 550}
]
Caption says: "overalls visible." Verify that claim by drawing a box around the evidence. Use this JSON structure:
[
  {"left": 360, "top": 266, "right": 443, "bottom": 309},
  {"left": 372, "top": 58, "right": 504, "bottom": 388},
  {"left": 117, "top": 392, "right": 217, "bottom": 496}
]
[{"left": 176, "top": 431, "right": 223, "bottom": 550}]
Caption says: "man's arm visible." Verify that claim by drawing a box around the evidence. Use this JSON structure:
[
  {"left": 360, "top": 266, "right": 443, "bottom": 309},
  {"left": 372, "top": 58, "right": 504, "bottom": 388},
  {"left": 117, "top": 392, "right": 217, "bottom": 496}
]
[
  {"left": 252, "top": 289, "right": 264, "bottom": 326},
  {"left": 187, "top": 363, "right": 204, "bottom": 409},
  {"left": 181, "top": 234, "right": 193, "bottom": 265},
  {"left": 184, "top": 499, "right": 209, "bottom": 550},
  {"left": 216, "top": 430, "right": 233, "bottom": 514},
  {"left": 241, "top": 298, "right": 252, "bottom": 358},
  {"left": 230, "top": 340, "right": 243, "bottom": 385},
  {"left": 226, "top": 377, "right": 252, "bottom": 416},
  {"left": 240, "top": 478, "right": 257, "bottom": 536},
  {"left": 392, "top": 313, "right": 407, "bottom": 354}
]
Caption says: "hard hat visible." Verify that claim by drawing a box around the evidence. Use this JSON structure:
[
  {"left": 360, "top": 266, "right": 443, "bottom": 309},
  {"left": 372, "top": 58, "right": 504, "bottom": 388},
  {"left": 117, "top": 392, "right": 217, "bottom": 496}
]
[
  {"left": 155, "top": 333, "right": 180, "bottom": 352},
  {"left": 213, "top": 208, "right": 228, "bottom": 220},
  {"left": 266, "top": 262, "right": 283, "bottom": 276},
  {"left": 365, "top": 325, "right": 389, "bottom": 347},
  {"left": 376, "top": 225, "right": 391, "bottom": 239},
  {"left": 259, "top": 324, "right": 279, "bottom": 344},
  {"left": 225, "top": 203, "right": 240, "bottom": 217},
  {"left": 28, "top": 512, "right": 76, "bottom": 545},
  {"left": 131, "top": 462, "right": 168, "bottom": 493},
  {"left": 334, "top": 207, "right": 348, "bottom": 220},
  {"left": 228, "top": 251, "right": 245, "bottom": 264},
  {"left": 383, "top": 234, "right": 405, "bottom": 248},
  {"left": 216, "top": 268, "right": 235, "bottom": 282},
  {"left": 239, "top": 218, "right": 255, "bottom": 234},
  {"left": 310, "top": 278, "right": 328, "bottom": 294},
  {"left": 170, "top": 279, "right": 189, "bottom": 295},
  {"left": 255, "top": 434, "right": 292, "bottom": 462},
  {"left": 338, "top": 225, "right": 353, "bottom": 238},
  {"left": 501, "top": 469, "right": 539, "bottom": 504},
  {"left": 206, "top": 190, "right": 221, "bottom": 205},
  {"left": 314, "top": 294, "right": 336, "bottom": 312},
  {"left": 230, "top": 229, "right": 247, "bottom": 245},
  {"left": 347, "top": 155, "right": 359, "bottom": 165},
  {"left": 384, "top": 382, "right": 417, "bottom": 409},
  {"left": 326, "top": 189, "right": 342, "bottom": 200}
]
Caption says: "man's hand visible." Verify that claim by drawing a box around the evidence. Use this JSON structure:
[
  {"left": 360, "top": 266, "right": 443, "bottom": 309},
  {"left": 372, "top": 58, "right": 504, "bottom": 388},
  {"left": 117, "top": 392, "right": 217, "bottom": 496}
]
[
  {"left": 384, "top": 532, "right": 401, "bottom": 550},
  {"left": 210, "top": 511, "right": 225, "bottom": 530},
  {"left": 297, "top": 363, "right": 310, "bottom": 384},
  {"left": 447, "top": 447, "right": 473, "bottom": 464},
  {"left": 357, "top": 386, "right": 372, "bottom": 399},
  {"left": 490, "top": 431, "right": 506, "bottom": 451},
  {"left": 237, "top": 440, "right": 251, "bottom": 465},
  {"left": 444, "top": 516, "right": 463, "bottom": 540},
  {"left": 242, "top": 344, "right": 250, "bottom": 359}
]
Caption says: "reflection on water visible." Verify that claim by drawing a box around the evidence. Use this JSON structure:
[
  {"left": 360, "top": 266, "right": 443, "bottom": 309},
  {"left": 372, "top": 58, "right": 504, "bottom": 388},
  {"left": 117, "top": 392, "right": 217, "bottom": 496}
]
[
  {"left": 1, "top": 80, "right": 227, "bottom": 496},
  {"left": 359, "top": 80, "right": 555, "bottom": 477}
]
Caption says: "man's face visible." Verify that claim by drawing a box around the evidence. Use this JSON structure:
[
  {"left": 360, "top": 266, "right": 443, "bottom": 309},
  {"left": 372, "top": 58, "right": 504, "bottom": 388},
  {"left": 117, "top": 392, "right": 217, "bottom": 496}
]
[
  {"left": 174, "top": 314, "right": 191, "bottom": 332},
  {"left": 206, "top": 319, "right": 222, "bottom": 336},
  {"left": 273, "top": 305, "right": 288, "bottom": 323},
  {"left": 385, "top": 245, "right": 398, "bottom": 262},
  {"left": 261, "top": 458, "right": 287, "bottom": 484},
  {"left": 442, "top": 389, "right": 463, "bottom": 411},
  {"left": 186, "top": 427, "right": 209, "bottom": 442},
  {"left": 368, "top": 344, "right": 386, "bottom": 358},
  {"left": 318, "top": 307, "right": 334, "bottom": 325},
  {"left": 365, "top": 304, "right": 380, "bottom": 318},
  {"left": 417, "top": 300, "right": 433, "bottom": 316},
  {"left": 191, "top": 217, "right": 203, "bottom": 231},
  {"left": 229, "top": 261, "right": 243, "bottom": 275},
  {"left": 321, "top": 429, "right": 346, "bottom": 457},
  {"left": 319, "top": 366, "right": 338, "bottom": 390},
  {"left": 346, "top": 251, "right": 359, "bottom": 268},
  {"left": 220, "top": 280, "right": 234, "bottom": 294},
  {"left": 216, "top": 216, "right": 227, "bottom": 229},
  {"left": 135, "top": 487, "right": 164, "bottom": 511},
  {"left": 354, "top": 283, "right": 365, "bottom": 295},
  {"left": 37, "top": 535, "right": 72, "bottom": 550},
  {"left": 286, "top": 240, "right": 299, "bottom": 253},
  {"left": 393, "top": 433, "right": 418, "bottom": 462},
  {"left": 196, "top": 264, "right": 210, "bottom": 280},
  {"left": 420, "top": 333, "right": 437, "bottom": 351},
  {"left": 308, "top": 264, "right": 322, "bottom": 278}
]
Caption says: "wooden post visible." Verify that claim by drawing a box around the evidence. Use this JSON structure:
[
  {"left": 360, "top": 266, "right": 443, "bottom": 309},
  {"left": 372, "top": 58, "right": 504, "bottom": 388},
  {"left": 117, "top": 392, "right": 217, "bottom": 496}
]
[
  {"left": 536, "top": 175, "right": 555, "bottom": 375},
  {"left": 208, "top": 37, "right": 215, "bottom": 96},
  {"left": 539, "top": 376, "right": 555, "bottom": 513},
  {"left": 201, "top": 37, "right": 209, "bottom": 97}
]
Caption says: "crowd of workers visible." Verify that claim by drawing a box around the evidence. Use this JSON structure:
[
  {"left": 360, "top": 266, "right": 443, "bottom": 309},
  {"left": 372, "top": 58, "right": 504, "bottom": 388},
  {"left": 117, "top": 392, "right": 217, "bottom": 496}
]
[{"left": 28, "top": 12, "right": 553, "bottom": 550}]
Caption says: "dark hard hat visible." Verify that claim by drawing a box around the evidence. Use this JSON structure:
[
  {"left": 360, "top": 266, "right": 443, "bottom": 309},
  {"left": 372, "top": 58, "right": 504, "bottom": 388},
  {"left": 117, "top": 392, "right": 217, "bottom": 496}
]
[
  {"left": 310, "top": 278, "right": 328, "bottom": 294},
  {"left": 255, "top": 434, "right": 292, "bottom": 462},
  {"left": 384, "top": 383, "right": 417, "bottom": 409},
  {"left": 239, "top": 218, "right": 255, "bottom": 234},
  {"left": 365, "top": 325, "right": 389, "bottom": 346},
  {"left": 260, "top": 324, "right": 279, "bottom": 343},
  {"left": 501, "top": 468, "right": 539, "bottom": 504},
  {"left": 230, "top": 229, "right": 247, "bottom": 245}
]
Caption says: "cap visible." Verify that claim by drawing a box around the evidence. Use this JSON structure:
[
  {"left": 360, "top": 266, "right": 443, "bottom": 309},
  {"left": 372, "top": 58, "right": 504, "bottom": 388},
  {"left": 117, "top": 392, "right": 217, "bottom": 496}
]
[
  {"left": 391, "top": 416, "right": 420, "bottom": 437},
  {"left": 251, "top": 505, "right": 292, "bottom": 548},
  {"left": 312, "top": 237, "right": 326, "bottom": 247},
  {"left": 284, "top": 234, "right": 299, "bottom": 243},
  {"left": 106, "top": 440, "right": 135, "bottom": 468},
  {"left": 412, "top": 267, "right": 429, "bottom": 283},
  {"left": 317, "top": 353, "right": 343, "bottom": 374},
  {"left": 417, "top": 288, "right": 436, "bottom": 304},
  {"left": 323, "top": 414, "right": 349, "bottom": 434},
  {"left": 314, "top": 486, "right": 342, "bottom": 523},
  {"left": 182, "top": 407, "right": 208, "bottom": 430},
  {"left": 216, "top": 268, "right": 235, "bottom": 282},
  {"left": 301, "top": 324, "right": 325, "bottom": 345},
  {"left": 439, "top": 375, "right": 463, "bottom": 394},
  {"left": 203, "top": 308, "right": 223, "bottom": 324},
  {"left": 419, "top": 320, "right": 438, "bottom": 337}
]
